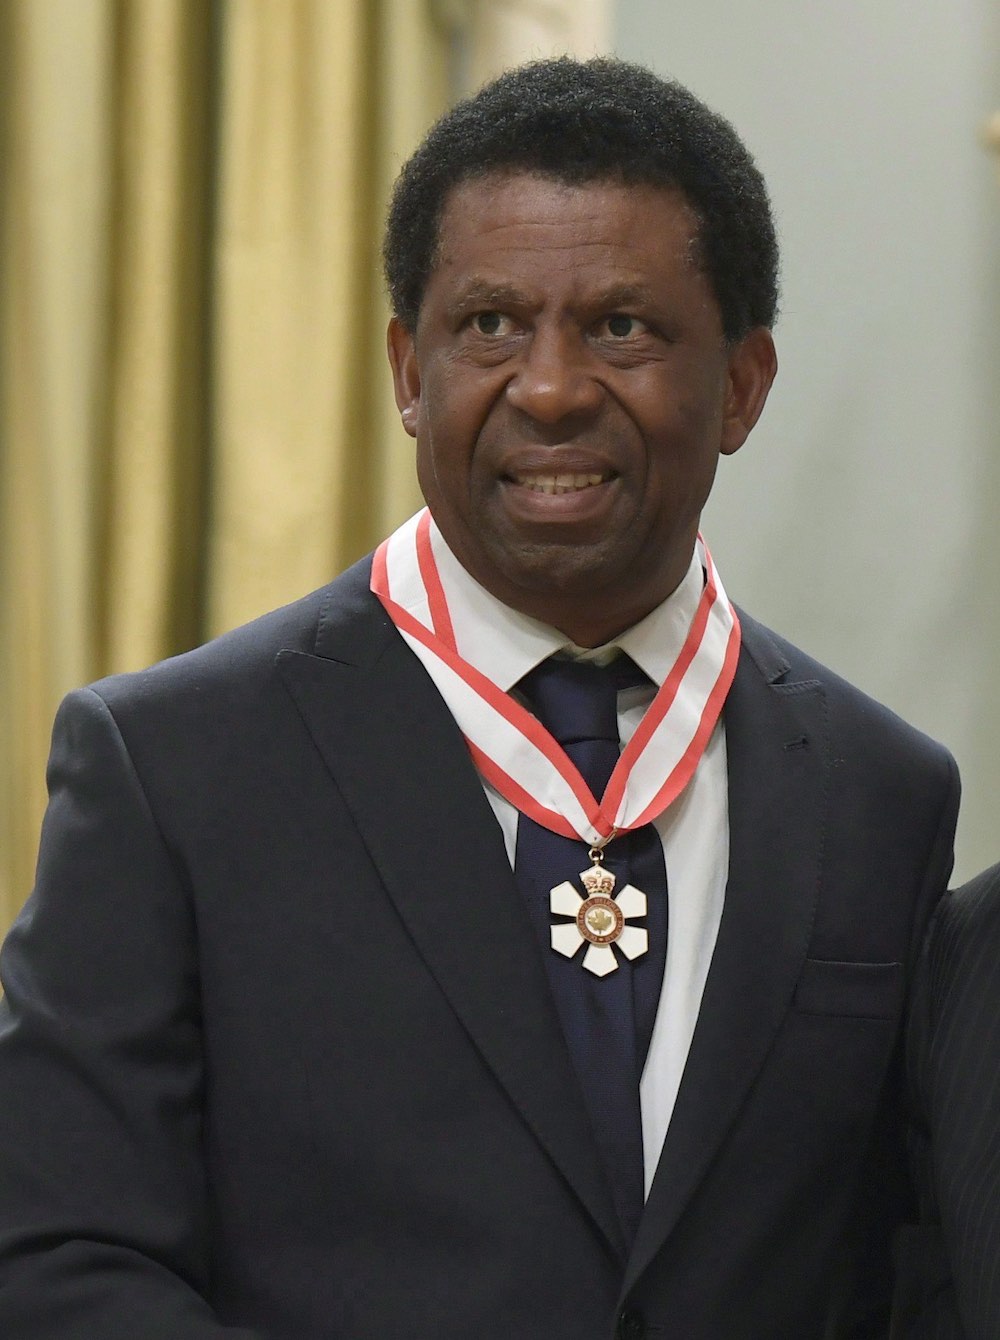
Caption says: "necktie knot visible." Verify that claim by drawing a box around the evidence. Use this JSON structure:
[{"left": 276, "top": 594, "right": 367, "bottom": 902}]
[{"left": 518, "top": 655, "right": 649, "bottom": 750}]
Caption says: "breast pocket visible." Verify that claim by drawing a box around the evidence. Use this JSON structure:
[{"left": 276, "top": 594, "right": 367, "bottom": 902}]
[{"left": 793, "top": 957, "right": 904, "bottom": 1020}]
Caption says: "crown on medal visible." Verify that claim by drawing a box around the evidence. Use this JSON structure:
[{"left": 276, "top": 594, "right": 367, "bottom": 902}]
[{"left": 580, "top": 863, "right": 615, "bottom": 897}]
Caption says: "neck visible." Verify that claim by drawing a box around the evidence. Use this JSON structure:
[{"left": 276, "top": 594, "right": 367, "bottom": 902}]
[
  {"left": 484, "top": 571, "right": 695, "bottom": 648},
  {"left": 436, "top": 527, "right": 699, "bottom": 649}
]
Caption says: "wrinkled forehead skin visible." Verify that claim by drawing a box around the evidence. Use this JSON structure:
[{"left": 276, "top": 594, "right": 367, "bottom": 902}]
[{"left": 417, "top": 168, "right": 711, "bottom": 332}]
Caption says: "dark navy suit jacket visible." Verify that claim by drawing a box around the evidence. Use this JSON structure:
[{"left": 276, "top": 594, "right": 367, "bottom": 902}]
[
  {"left": 0, "top": 558, "right": 960, "bottom": 1338},
  {"left": 897, "top": 866, "right": 1000, "bottom": 1340}
]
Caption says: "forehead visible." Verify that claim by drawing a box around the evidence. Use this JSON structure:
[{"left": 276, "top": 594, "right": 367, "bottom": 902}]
[{"left": 427, "top": 172, "right": 706, "bottom": 306}]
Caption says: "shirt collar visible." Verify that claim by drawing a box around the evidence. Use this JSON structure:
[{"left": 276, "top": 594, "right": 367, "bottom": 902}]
[{"left": 427, "top": 517, "right": 706, "bottom": 692}]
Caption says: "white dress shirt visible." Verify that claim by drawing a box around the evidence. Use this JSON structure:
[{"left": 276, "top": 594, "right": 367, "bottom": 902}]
[{"left": 417, "top": 520, "right": 731, "bottom": 1193}]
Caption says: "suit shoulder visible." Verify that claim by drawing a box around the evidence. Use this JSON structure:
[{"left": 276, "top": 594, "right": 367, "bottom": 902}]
[
  {"left": 84, "top": 556, "right": 378, "bottom": 718},
  {"left": 737, "top": 608, "right": 955, "bottom": 774}
]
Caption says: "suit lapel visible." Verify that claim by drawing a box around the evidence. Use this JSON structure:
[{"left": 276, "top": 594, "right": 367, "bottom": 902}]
[
  {"left": 625, "top": 614, "right": 832, "bottom": 1291},
  {"left": 275, "top": 566, "right": 627, "bottom": 1262},
  {"left": 273, "top": 570, "right": 831, "bottom": 1278}
]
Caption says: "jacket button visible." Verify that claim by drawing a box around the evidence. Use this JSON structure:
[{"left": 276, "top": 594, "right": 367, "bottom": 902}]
[{"left": 617, "top": 1307, "right": 645, "bottom": 1340}]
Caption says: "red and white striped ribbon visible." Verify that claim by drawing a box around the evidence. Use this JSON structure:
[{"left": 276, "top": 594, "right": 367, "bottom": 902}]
[{"left": 371, "top": 509, "right": 740, "bottom": 847}]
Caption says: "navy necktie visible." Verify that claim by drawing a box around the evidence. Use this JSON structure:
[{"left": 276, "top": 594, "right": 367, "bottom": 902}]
[{"left": 513, "top": 655, "right": 668, "bottom": 1243}]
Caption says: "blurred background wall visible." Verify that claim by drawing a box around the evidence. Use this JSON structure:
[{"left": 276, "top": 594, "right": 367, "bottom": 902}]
[
  {"left": 1, "top": 0, "right": 997, "bottom": 931},
  {"left": 617, "top": 0, "right": 1000, "bottom": 885}
]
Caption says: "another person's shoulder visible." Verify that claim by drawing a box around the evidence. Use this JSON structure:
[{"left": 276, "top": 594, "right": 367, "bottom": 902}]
[
  {"left": 929, "top": 864, "right": 1000, "bottom": 978},
  {"left": 918, "top": 866, "right": 1000, "bottom": 1092},
  {"left": 912, "top": 866, "right": 1000, "bottom": 1336}
]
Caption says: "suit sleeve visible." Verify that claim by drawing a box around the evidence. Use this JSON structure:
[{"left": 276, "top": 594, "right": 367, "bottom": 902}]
[
  {"left": 900, "top": 868, "right": 1000, "bottom": 1340},
  {"left": 0, "top": 688, "right": 264, "bottom": 1339},
  {"left": 898, "top": 868, "right": 1000, "bottom": 1340}
]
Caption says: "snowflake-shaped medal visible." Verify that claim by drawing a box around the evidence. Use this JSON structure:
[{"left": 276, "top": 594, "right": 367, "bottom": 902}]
[{"left": 549, "top": 852, "right": 648, "bottom": 977}]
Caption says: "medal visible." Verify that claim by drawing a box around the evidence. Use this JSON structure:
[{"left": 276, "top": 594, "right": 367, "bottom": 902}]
[
  {"left": 372, "top": 509, "right": 739, "bottom": 974},
  {"left": 549, "top": 845, "right": 649, "bottom": 976}
]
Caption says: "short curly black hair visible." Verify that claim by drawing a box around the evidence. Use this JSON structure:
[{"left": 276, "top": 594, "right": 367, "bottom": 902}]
[{"left": 383, "top": 57, "right": 779, "bottom": 344}]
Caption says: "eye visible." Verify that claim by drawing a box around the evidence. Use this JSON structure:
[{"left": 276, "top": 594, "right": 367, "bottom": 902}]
[
  {"left": 601, "top": 313, "right": 646, "bottom": 339},
  {"left": 472, "top": 311, "right": 510, "bottom": 336}
]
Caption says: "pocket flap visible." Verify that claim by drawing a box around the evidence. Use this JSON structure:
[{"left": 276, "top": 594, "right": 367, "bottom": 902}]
[{"left": 793, "top": 958, "right": 903, "bottom": 1019}]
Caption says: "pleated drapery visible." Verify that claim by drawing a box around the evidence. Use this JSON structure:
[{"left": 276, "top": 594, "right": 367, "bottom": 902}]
[
  {"left": 0, "top": 0, "right": 449, "bottom": 929},
  {"left": 0, "top": 0, "right": 610, "bottom": 931}
]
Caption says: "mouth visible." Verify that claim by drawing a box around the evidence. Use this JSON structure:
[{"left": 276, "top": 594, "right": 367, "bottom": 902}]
[
  {"left": 497, "top": 464, "right": 620, "bottom": 531},
  {"left": 506, "top": 470, "right": 613, "bottom": 495}
]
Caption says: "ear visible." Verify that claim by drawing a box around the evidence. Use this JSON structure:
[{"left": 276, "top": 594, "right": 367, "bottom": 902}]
[
  {"left": 720, "top": 327, "right": 778, "bottom": 456},
  {"left": 387, "top": 317, "right": 421, "bottom": 438}
]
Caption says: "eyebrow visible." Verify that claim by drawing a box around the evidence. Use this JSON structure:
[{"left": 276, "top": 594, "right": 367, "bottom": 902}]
[
  {"left": 449, "top": 280, "right": 661, "bottom": 314},
  {"left": 588, "top": 284, "right": 659, "bottom": 311},
  {"left": 449, "top": 280, "right": 534, "bottom": 313}
]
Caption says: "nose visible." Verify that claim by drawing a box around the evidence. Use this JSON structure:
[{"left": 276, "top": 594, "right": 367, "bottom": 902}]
[{"left": 505, "top": 327, "right": 604, "bottom": 425}]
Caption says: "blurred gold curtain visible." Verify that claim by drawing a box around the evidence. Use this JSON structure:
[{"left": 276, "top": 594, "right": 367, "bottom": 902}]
[{"left": 0, "top": 0, "right": 448, "bottom": 931}]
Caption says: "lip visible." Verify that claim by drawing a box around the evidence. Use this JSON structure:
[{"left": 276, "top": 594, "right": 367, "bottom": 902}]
[
  {"left": 506, "top": 470, "right": 610, "bottom": 495},
  {"left": 498, "top": 448, "right": 618, "bottom": 488},
  {"left": 498, "top": 471, "right": 620, "bottom": 524}
]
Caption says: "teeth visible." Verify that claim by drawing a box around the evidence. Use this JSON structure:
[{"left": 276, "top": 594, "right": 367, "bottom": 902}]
[{"left": 515, "top": 473, "right": 607, "bottom": 495}]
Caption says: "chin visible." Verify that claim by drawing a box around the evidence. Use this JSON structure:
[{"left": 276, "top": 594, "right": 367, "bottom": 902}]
[{"left": 497, "top": 545, "right": 625, "bottom": 602}]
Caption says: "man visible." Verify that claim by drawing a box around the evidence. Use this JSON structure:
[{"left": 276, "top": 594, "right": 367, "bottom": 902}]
[
  {"left": 895, "top": 867, "right": 1000, "bottom": 1340},
  {"left": 0, "top": 58, "right": 959, "bottom": 1339}
]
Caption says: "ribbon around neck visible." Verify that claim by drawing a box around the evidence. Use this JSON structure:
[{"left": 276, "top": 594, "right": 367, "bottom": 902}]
[{"left": 371, "top": 509, "right": 740, "bottom": 847}]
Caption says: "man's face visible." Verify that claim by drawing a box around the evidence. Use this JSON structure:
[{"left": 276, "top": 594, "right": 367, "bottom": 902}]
[{"left": 388, "top": 173, "right": 776, "bottom": 644}]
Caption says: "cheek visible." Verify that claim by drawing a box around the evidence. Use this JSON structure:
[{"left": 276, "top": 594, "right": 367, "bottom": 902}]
[
  {"left": 667, "top": 372, "right": 726, "bottom": 428},
  {"left": 417, "top": 368, "right": 477, "bottom": 454},
  {"left": 648, "top": 381, "right": 727, "bottom": 463},
  {"left": 414, "top": 434, "right": 435, "bottom": 495},
  {"left": 641, "top": 422, "right": 724, "bottom": 521},
  {"left": 413, "top": 416, "right": 475, "bottom": 515}
]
